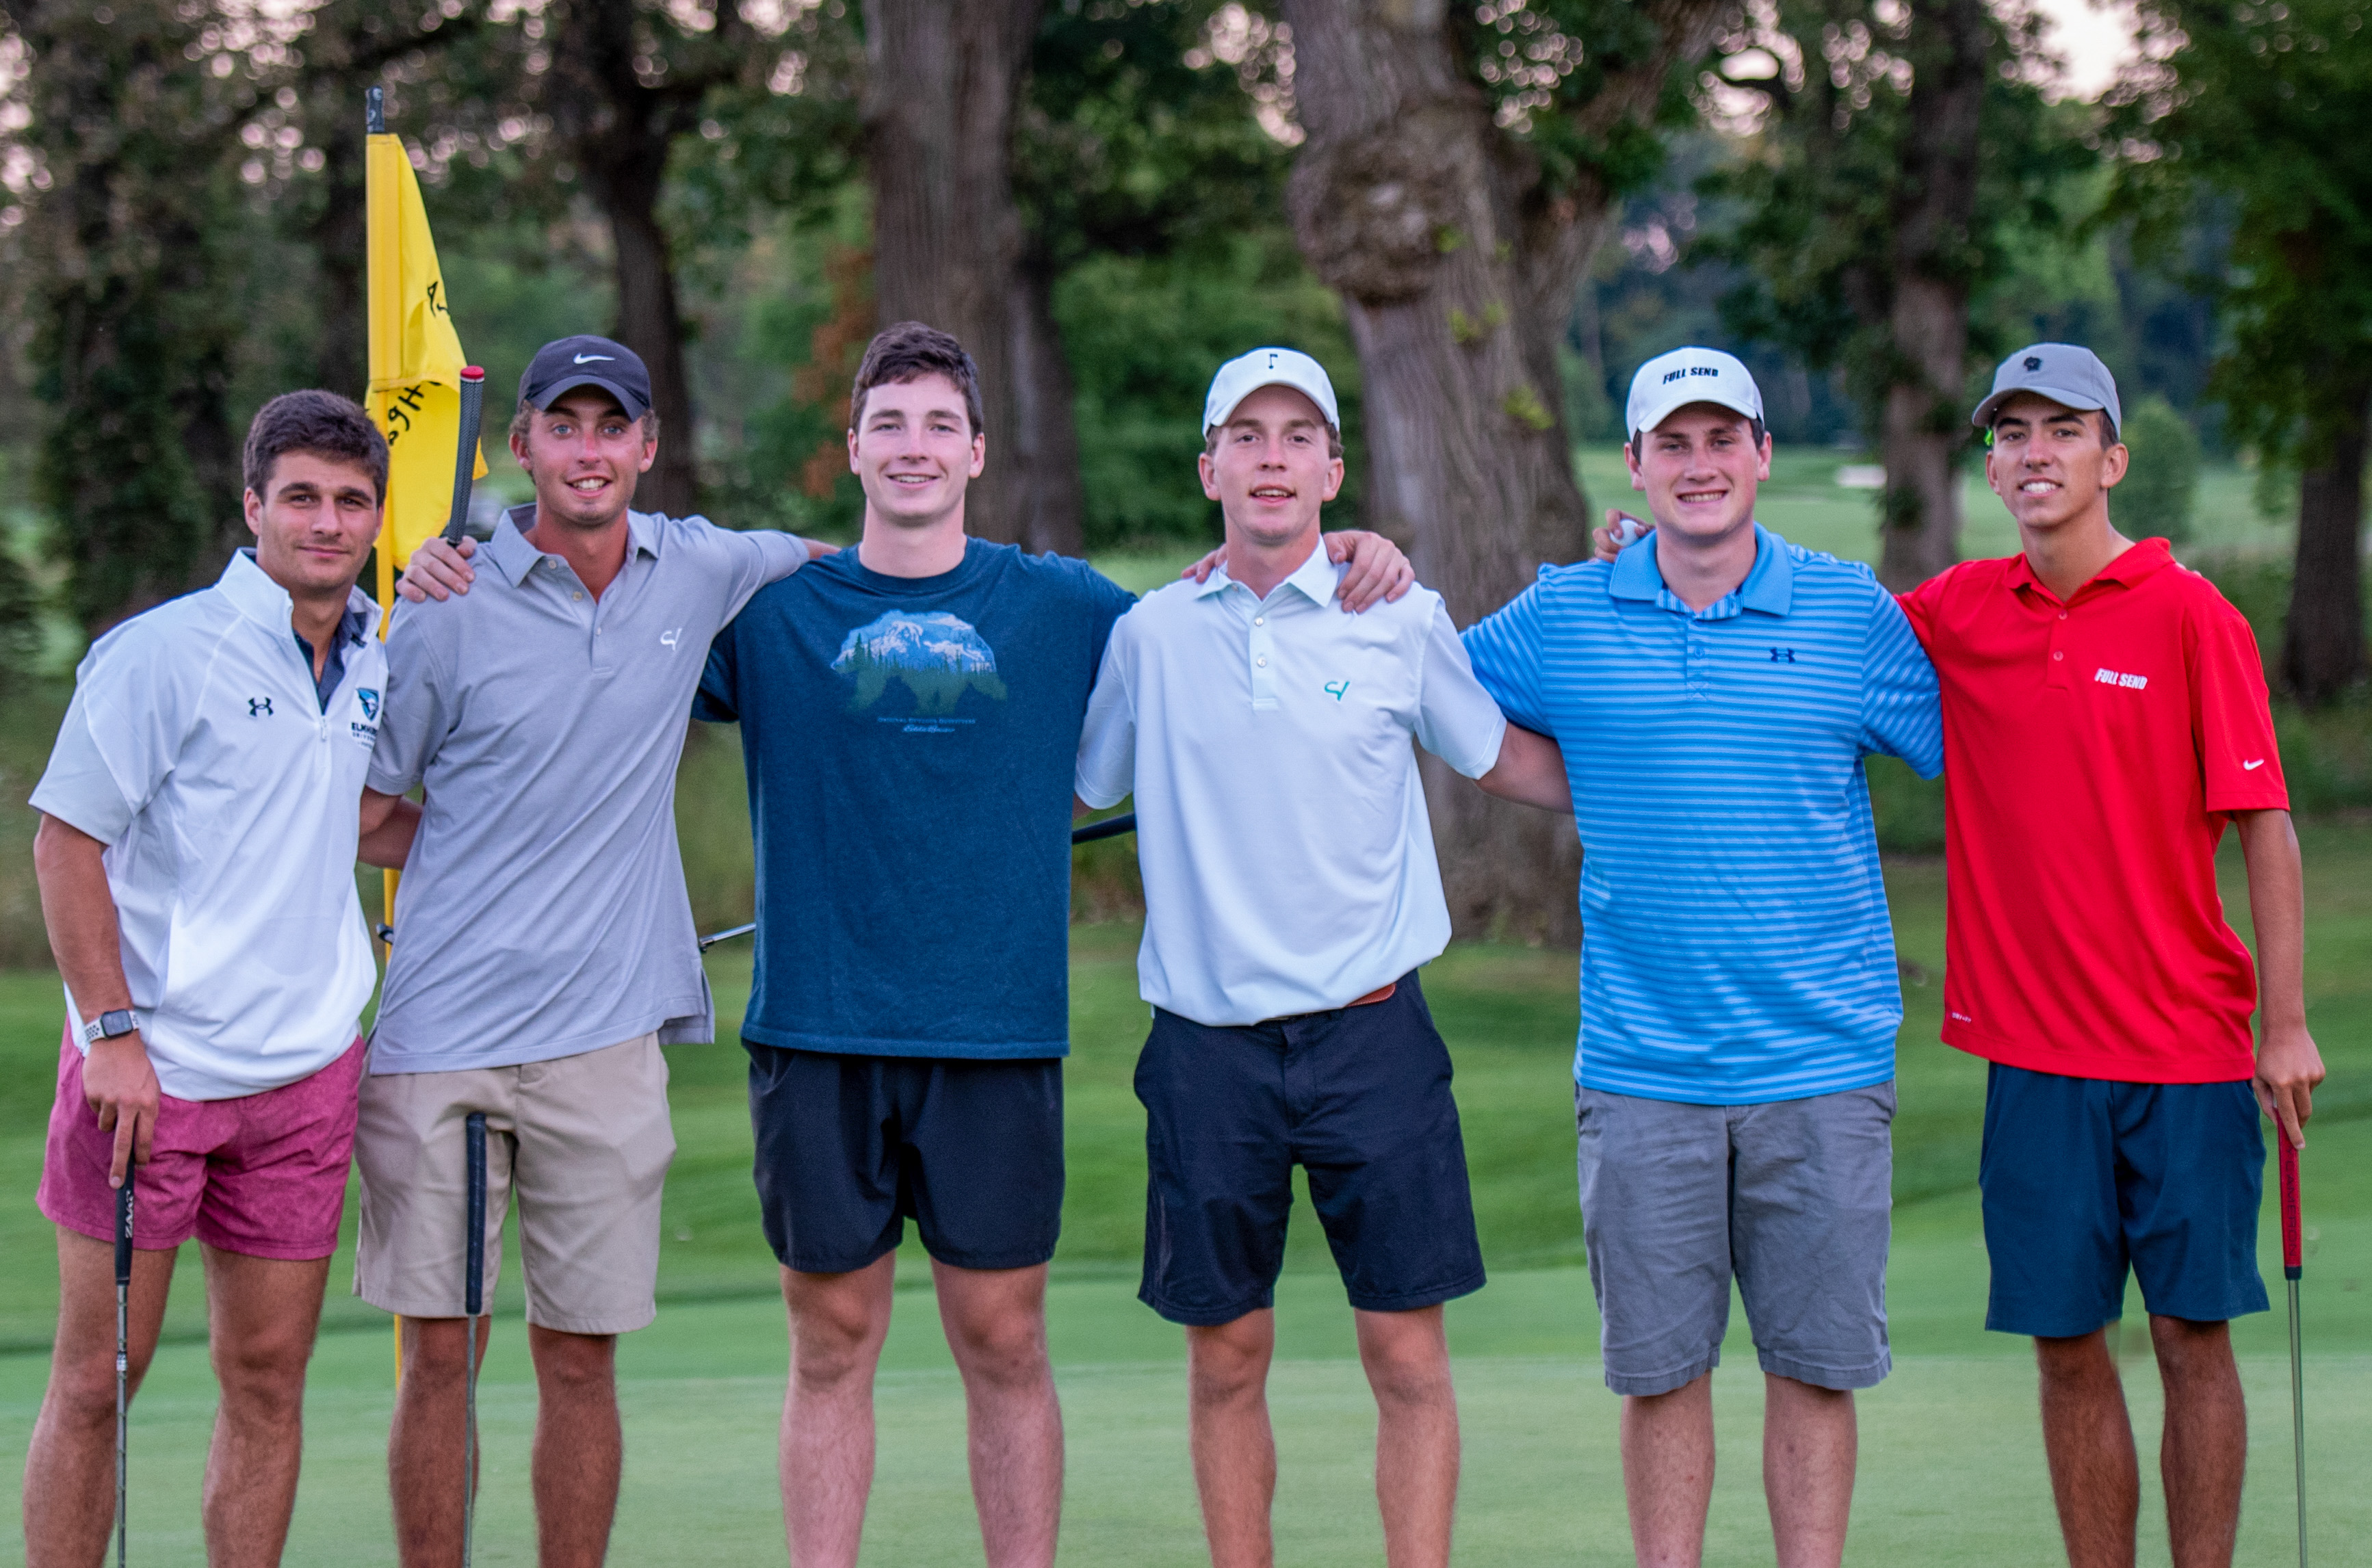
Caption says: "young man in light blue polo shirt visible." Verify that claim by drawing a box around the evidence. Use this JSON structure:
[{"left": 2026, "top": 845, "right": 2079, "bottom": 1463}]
[
  {"left": 1075, "top": 348, "right": 1561, "bottom": 1568},
  {"left": 1461, "top": 348, "right": 1943, "bottom": 1568}
]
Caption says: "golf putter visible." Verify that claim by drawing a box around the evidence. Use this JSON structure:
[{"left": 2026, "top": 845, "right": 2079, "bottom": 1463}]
[
  {"left": 114, "top": 1171, "right": 133, "bottom": 1568},
  {"left": 463, "top": 1111, "right": 487, "bottom": 1567},
  {"left": 2279, "top": 1134, "right": 2306, "bottom": 1568}
]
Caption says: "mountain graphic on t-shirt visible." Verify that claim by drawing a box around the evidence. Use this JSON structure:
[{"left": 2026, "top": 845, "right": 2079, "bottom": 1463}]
[{"left": 832, "top": 610, "right": 1008, "bottom": 716}]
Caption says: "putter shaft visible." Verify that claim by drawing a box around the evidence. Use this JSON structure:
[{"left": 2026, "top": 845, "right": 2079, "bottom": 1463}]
[
  {"left": 114, "top": 1174, "right": 133, "bottom": 1568},
  {"left": 463, "top": 1112, "right": 487, "bottom": 1568},
  {"left": 2278, "top": 1135, "right": 2305, "bottom": 1568}
]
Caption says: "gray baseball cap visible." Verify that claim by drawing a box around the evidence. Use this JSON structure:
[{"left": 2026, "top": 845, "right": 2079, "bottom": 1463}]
[{"left": 1972, "top": 343, "right": 2122, "bottom": 435}]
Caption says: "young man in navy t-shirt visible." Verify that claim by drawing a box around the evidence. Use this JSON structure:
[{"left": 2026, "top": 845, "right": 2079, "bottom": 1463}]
[{"left": 696, "top": 322, "right": 1412, "bottom": 1568}]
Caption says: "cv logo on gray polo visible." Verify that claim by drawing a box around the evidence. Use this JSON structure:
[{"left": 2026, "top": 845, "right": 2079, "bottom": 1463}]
[
  {"left": 659, "top": 627, "right": 681, "bottom": 650},
  {"left": 247, "top": 697, "right": 273, "bottom": 718},
  {"left": 1324, "top": 681, "right": 1350, "bottom": 701}
]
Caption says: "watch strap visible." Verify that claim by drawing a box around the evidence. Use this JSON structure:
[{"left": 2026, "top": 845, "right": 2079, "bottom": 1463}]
[{"left": 82, "top": 1009, "right": 138, "bottom": 1044}]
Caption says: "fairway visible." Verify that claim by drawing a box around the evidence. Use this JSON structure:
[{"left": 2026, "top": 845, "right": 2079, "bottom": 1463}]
[{"left": 2, "top": 826, "right": 2367, "bottom": 1564}]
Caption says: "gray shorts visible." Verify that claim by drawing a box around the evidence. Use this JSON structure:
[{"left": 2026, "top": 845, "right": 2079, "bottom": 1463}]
[{"left": 1575, "top": 1082, "right": 1894, "bottom": 1397}]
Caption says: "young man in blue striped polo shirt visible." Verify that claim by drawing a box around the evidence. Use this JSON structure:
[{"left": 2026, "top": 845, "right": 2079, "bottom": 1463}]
[{"left": 1462, "top": 348, "right": 1942, "bottom": 1568}]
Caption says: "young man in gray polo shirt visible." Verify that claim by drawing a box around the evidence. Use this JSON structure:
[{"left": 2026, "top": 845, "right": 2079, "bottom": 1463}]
[
  {"left": 359, "top": 335, "right": 833, "bottom": 1567},
  {"left": 1073, "top": 349, "right": 1563, "bottom": 1568}
]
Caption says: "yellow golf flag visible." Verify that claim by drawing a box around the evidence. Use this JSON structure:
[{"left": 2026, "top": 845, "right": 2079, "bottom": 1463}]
[{"left": 365, "top": 129, "right": 487, "bottom": 575}]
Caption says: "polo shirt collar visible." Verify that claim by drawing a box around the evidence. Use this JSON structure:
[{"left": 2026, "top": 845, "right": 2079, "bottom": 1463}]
[
  {"left": 1194, "top": 537, "right": 1340, "bottom": 606},
  {"left": 1609, "top": 523, "right": 1793, "bottom": 616},
  {"left": 217, "top": 547, "right": 382, "bottom": 642},
  {"left": 486, "top": 504, "right": 662, "bottom": 586},
  {"left": 2005, "top": 535, "right": 2174, "bottom": 599}
]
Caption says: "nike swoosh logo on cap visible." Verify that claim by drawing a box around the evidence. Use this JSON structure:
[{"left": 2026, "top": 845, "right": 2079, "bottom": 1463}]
[{"left": 573, "top": 353, "right": 614, "bottom": 364}]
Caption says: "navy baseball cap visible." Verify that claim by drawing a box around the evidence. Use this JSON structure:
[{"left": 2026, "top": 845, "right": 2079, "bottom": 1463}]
[
  {"left": 520, "top": 335, "right": 651, "bottom": 420},
  {"left": 1972, "top": 343, "right": 2122, "bottom": 435}
]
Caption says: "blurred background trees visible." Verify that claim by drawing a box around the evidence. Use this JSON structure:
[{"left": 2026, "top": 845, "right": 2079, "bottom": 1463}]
[{"left": 0, "top": 0, "right": 2364, "bottom": 930}]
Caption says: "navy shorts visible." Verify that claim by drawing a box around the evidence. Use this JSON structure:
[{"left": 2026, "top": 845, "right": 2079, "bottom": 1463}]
[
  {"left": 1979, "top": 1062, "right": 2268, "bottom": 1337},
  {"left": 744, "top": 1043, "right": 1064, "bottom": 1275},
  {"left": 1134, "top": 971, "right": 1485, "bottom": 1327}
]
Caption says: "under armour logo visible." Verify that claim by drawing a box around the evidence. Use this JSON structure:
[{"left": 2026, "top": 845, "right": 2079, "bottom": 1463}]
[
  {"left": 1769, "top": 648, "right": 1797, "bottom": 664},
  {"left": 2024, "top": 356, "right": 2043, "bottom": 371},
  {"left": 248, "top": 696, "right": 273, "bottom": 717}
]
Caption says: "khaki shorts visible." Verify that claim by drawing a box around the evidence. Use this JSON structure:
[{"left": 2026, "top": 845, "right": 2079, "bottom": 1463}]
[{"left": 354, "top": 1034, "right": 674, "bottom": 1335}]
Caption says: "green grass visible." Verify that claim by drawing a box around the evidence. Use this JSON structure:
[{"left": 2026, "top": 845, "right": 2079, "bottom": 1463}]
[{"left": 1, "top": 822, "right": 2367, "bottom": 1563}]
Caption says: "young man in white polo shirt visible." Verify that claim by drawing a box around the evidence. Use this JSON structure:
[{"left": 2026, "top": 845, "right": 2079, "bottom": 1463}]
[
  {"left": 1073, "top": 348, "right": 1564, "bottom": 1568},
  {"left": 22, "top": 391, "right": 421, "bottom": 1564}
]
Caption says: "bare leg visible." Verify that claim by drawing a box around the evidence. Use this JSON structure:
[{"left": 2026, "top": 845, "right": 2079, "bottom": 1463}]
[
  {"left": 198, "top": 1246, "right": 330, "bottom": 1567},
  {"left": 1761, "top": 1375, "right": 1855, "bottom": 1568},
  {"left": 2150, "top": 1316, "right": 2245, "bottom": 1568},
  {"left": 23, "top": 1227, "right": 174, "bottom": 1567},
  {"left": 1620, "top": 1372, "right": 1714, "bottom": 1568},
  {"left": 1353, "top": 1307, "right": 1458, "bottom": 1568},
  {"left": 1186, "top": 1310, "right": 1277, "bottom": 1568},
  {"left": 932, "top": 1261, "right": 1062, "bottom": 1568},
  {"left": 387, "top": 1314, "right": 493, "bottom": 1567},
  {"left": 525, "top": 1326, "right": 620, "bottom": 1568},
  {"left": 2035, "top": 1329, "right": 2139, "bottom": 1568},
  {"left": 780, "top": 1255, "right": 895, "bottom": 1568}
]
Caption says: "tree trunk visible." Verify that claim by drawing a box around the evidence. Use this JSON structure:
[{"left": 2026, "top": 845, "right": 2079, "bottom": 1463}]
[
  {"left": 601, "top": 164, "right": 700, "bottom": 519},
  {"left": 309, "top": 114, "right": 369, "bottom": 397},
  {"left": 1010, "top": 259, "right": 1087, "bottom": 556},
  {"left": 1873, "top": 0, "right": 1987, "bottom": 590},
  {"left": 2283, "top": 375, "right": 2370, "bottom": 704},
  {"left": 547, "top": 0, "right": 748, "bottom": 522},
  {"left": 1280, "top": 0, "right": 1723, "bottom": 943},
  {"left": 863, "top": 0, "right": 1045, "bottom": 547}
]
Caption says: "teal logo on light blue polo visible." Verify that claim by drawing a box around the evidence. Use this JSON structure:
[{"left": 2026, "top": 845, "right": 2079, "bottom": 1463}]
[
  {"left": 833, "top": 610, "right": 1008, "bottom": 715},
  {"left": 1323, "top": 680, "right": 1350, "bottom": 701}
]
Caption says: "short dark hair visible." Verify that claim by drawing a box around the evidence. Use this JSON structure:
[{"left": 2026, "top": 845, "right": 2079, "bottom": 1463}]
[
  {"left": 1987, "top": 407, "right": 2118, "bottom": 449},
  {"left": 849, "top": 322, "right": 984, "bottom": 437},
  {"left": 508, "top": 399, "right": 660, "bottom": 447},
  {"left": 1628, "top": 411, "right": 1767, "bottom": 458},
  {"left": 244, "top": 391, "right": 389, "bottom": 503}
]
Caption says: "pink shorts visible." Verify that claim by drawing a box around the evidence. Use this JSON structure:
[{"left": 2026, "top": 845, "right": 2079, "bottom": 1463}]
[{"left": 37, "top": 1025, "right": 366, "bottom": 1260}]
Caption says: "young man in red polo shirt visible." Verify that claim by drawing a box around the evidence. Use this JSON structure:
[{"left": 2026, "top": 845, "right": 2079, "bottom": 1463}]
[{"left": 1897, "top": 344, "right": 2325, "bottom": 1568}]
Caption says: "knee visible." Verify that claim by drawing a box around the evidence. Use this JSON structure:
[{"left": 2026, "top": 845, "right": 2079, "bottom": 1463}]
[
  {"left": 2148, "top": 1316, "right": 2237, "bottom": 1385},
  {"left": 1187, "top": 1320, "right": 1272, "bottom": 1405},
  {"left": 41, "top": 1352, "right": 122, "bottom": 1428},
  {"left": 530, "top": 1330, "right": 615, "bottom": 1399},
  {"left": 787, "top": 1303, "right": 884, "bottom": 1389},
  {"left": 1359, "top": 1333, "right": 1453, "bottom": 1411},
  {"left": 2035, "top": 1329, "right": 2113, "bottom": 1374},
  {"left": 946, "top": 1311, "right": 1048, "bottom": 1390},
  {"left": 213, "top": 1336, "right": 312, "bottom": 1420}
]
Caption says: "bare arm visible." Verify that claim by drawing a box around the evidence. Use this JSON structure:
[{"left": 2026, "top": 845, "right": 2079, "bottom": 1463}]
[
  {"left": 33, "top": 814, "right": 155, "bottom": 1181},
  {"left": 2236, "top": 809, "right": 2323, "bottom": 1147},
  {"left": 399, "top": 534, "right": 841, "bottom": 604},
  {"left": 358, "top": 787, "right": 421, "bottom": 870},
  {"left": 1474, "top": 724, "right": 1573, "bottom": 813}
]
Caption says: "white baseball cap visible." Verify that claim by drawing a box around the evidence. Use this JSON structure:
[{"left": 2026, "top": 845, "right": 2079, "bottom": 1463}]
[
  {"left": 1203, "top": 347, "right": 1341, "bottom": 437},
  {"left": 1626, "top": 347, "right": 1764, "bottom": 442}
]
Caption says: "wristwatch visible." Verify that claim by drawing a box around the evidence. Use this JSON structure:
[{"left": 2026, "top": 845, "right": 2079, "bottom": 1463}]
[{"left": 82, "top": 1010, "right": 139, "bottom": 1045}]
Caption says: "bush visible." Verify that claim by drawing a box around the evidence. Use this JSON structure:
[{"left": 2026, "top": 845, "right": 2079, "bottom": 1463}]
[{"left": 2113, "top": 395, "right": 2203, "bottom": 543}]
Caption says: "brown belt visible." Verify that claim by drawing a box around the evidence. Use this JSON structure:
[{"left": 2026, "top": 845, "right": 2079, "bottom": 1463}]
[{"left": 1259, "top": 982, "right": 1394, "bottom": 1026}]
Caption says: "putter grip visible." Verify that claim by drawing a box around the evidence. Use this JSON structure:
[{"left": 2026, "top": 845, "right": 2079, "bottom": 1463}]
[
  {"left": 465, "top": 1112, "right": 487, "bottom": 1316},
  {"left": 2278, "top": 1136, "right": 2303, "bottom": 1281},
  {"left": 114, "top": 1173, "right": 134, "bottom": 1287},
  {"left": 443, "top": 367, "right": 486, "bottom": 545}
]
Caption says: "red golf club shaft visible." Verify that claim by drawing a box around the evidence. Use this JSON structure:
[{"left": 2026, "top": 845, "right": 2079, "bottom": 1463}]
[{"left": 2279, "top": 1134, "right": 2305, "bottom": 1568}]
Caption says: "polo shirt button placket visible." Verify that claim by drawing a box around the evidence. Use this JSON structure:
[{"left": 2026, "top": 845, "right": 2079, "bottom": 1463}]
[{"left": 1248, "top": 594, "right": 1278, "bottom": 709}]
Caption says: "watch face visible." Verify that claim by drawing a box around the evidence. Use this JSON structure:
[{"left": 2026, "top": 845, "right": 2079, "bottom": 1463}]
[{"left": 101, "top": 1010, "right": 135, "bottom": 1038}]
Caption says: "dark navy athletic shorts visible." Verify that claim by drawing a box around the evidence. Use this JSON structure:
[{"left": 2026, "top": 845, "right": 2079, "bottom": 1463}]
[
  {"left": 1134, "top": 971, "right": 1485, "bottom": 1327},
  {"left": 744, "top": 1043, "right": 1064, "bottom": 1275},
  {"left": 1979, "top": 1061, "right": 2268, "bottom": 1337}
]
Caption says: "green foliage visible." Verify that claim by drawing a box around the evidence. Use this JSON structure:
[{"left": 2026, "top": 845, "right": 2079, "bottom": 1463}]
[
  {"left": 10, "top": 0, "right": 268, "bottom": 630},
  {"left": 1448, "top": 0, "right": 1705, "bottom": 198},
  {"left": 1054, "top": 235, "right": 1364, "bottom": 549},
  {"left": 1695, "top": 5, "right": 2095, "bottom": 447},
  {"left": 2113, "top": 394, "right": 2203, "bottom": 542},
  {"left": 2107, "top": 0, "right": 2372, "bottom": 468}
]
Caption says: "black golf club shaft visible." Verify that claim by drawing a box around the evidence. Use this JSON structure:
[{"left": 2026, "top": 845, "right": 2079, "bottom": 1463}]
[
  {"left": 463, "top": 1112, "right": 486, "bottom": 1567},
  {"left": 115, "top": 1171, "right": 133, "bottom": 1568},
  {"left": 443, "top": 369, "right": 486, "bottom": 545}
]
